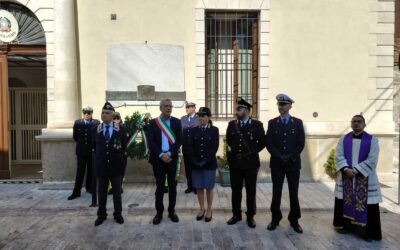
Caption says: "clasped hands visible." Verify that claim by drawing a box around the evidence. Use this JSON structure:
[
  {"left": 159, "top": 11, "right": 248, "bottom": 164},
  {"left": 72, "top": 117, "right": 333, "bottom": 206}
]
[
  {"left": 161, "top": 153, "right": 172, "bottom": 163},
  {"left": 280, "top": 154, "right": 292, "bottom": 163},
  {"left": 344, "top": 167, "right": 358, "bottom": 178}
]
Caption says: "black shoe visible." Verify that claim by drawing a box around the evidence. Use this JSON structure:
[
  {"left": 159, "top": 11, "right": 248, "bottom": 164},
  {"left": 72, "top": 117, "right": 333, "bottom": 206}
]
[
  {"left": 363, "top": 236, "right": 372, "bottom": 242},
  {"left": 168, "top": 213, "right": 179, "bottom": 222},
  {"left": 67, "top": 193, "right": 80, "bottom": 200},
  {"left": 336, "top": 227, "right": 350, "bottom": 234},
  {"left": 108, "top": 188, "right": 113, "bottom": 195},
  {"left": 247, "top": 218, "right": 256, "bottom": 228},
  {"left": 227, "top": 215, "right": 242, "bottom": 225},
  {"left": 114, "top": 215, "right": 124, "bottom": 224},
  {"left": 185, "top": 188, "right": 193, "bottom": 194},
  {"left": 205, "top": 211, "right": 212, "bottom": 222},
  {"left": 94, "top": 217, "right": 106, "bottom": 226},
  {"left": 164, "top": 187, "right": 168, "bottom": 193},
  {"left": 193, "top": 189, "right": 197, "bottom": 194},
  {"left": 196, "top": 210, "right": 206, "bottom": 221},
  {"left": 290, "top": 223, "right": 303, "bottom": 234},
  {"left": 267, "top": 221, "right": 279, "bottom": 231},
  {"left": 121, "top": 188, "right": 124, "bottom": 194},
  {"left": 89, "top": 203, "right": 98, "bottom": 207},
  {"left": 153, "top": 214, "right": 162, "bottom": 225}
]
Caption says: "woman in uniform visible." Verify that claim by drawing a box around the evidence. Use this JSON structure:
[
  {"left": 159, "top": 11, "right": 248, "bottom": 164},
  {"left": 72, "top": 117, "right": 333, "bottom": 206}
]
[{"left": 189, "top": 107, "right": 219, "bottom": 222}]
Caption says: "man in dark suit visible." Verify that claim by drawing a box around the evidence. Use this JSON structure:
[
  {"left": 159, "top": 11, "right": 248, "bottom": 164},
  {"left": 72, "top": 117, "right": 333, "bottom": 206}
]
[
  {"left": 68, "top": 106, "right": 100, "bottom": 200},
  {"left": 92, "top": 102, "right": 127, "bottom": 226},
  {"left": 265, "top": 94, "right": 305, "bottom": 234},
  {"left": 226, "top": 97, "right": 265, "bottom": 228},
  {"left": 146, "top": 99, "right": 182, "bottom": 225}
]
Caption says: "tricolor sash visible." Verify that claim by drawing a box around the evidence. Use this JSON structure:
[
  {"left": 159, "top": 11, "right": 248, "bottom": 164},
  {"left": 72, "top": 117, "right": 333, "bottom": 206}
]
[
  {"left": 342, "top": 132, "right": 372, "bottom": 226},
  {"left": 154, "top": 116, "right": 183, "bottom": 179},
  {"left": 155, "top": 116, "right": 176, "bottom": 144}
]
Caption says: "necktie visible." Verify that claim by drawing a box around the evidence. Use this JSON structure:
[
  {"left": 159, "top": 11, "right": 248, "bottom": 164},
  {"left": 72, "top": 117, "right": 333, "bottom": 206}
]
[{"left": 105, "top": 125, "right": 110, "bottom": 143}]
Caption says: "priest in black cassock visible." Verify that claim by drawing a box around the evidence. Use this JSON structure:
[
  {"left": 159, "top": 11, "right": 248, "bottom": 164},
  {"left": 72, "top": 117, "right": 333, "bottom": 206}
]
[{"left": 333, "top": 115, "right": 382, "bottom": 241}]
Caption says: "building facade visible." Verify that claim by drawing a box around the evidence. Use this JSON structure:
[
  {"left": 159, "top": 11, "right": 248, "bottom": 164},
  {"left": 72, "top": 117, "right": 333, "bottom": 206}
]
[{"left": 0, "top": 0, "right": 397, "bottom": 182}]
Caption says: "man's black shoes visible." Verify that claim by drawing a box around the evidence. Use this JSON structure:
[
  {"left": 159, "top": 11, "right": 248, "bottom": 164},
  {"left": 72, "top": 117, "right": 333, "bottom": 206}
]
[
  {"left": 94, "top": 217, "right": 106, "bottom": 226},
  {"left": 227, "top": 215, "right": 242, "bottom": 225},
  {"left": 290, "top": 223, "right": 303, "bottom": 234},
  {"left": 114, "top": 215, "right": 124, "bottom": 224},
  {"left": 247, "top": 218, "right": 256, "bottom": 228},
  {"left": 153, "top": 214, "right": 162, "bottom": 225},
  {"left": 67, "top": 193, "right": 80, "bottom": 200},
  {"left": 168, "top": 213, "right": 179, "bottom": 223},
  {"left": 267, "top": 221, "right": 279, "bottom": 231}
]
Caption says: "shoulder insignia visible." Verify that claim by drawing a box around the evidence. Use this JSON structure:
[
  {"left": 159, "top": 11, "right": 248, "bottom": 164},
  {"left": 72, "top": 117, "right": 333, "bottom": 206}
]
[{"left": 97, "top": 124, "right": 102, "bottom": 133}]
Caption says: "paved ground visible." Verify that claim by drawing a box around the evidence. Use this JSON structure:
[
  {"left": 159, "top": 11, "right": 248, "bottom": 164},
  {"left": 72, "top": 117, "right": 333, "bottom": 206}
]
[{"left": 0, "top": 181, "right": 399, "bottom": 250}]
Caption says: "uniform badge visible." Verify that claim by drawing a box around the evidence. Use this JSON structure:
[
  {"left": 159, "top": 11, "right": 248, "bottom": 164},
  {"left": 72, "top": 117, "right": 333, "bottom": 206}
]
[
  {"left": 113, "top": 137, "right": 122, "bottom": 149},
  {"left": 97, "top": 124, "right": 102, "bottom": 133}
]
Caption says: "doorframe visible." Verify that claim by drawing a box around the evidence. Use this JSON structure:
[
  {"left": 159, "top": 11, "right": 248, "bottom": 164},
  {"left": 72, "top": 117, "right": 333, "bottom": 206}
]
[
  {"left": 0, "top": 45, "right": 9, "bottom": 179},
  {"left": 0, "top": 44, "right": 46, "bottom": 179}
]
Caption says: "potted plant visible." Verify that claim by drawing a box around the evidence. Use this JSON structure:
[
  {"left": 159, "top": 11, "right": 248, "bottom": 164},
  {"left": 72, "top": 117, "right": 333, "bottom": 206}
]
[
  {"left": 217, "top": 137, "right": 230, "bottom": 186},
  {"left": 324, "top": 149, "right": 337, "bottom": 180}
]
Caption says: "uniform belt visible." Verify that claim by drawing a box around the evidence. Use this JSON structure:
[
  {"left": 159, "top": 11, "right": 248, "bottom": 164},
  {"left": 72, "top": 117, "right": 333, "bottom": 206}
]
[{"left": 235, "top": 152, "right": 252, "bottom": 159}]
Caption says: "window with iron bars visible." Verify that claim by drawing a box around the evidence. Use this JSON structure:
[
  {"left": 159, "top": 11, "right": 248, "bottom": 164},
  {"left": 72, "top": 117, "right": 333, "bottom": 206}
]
[{"left": 205, "top": 11, "right": 259, "bottom": 119}]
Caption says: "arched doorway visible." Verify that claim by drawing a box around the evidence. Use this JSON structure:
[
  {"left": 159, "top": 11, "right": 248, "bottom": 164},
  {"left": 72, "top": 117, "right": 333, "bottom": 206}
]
[{"left": 0, "top": 1, "right": 46, "bottom": 179}]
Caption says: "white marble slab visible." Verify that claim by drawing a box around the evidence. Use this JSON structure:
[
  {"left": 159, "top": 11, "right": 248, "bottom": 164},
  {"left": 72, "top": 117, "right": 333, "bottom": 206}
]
[{"left": 107, "top": 43, "right": 185, "bottom": 92}]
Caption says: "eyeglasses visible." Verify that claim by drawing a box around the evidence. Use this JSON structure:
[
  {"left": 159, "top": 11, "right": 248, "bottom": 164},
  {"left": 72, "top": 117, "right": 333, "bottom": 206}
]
[
  {"left": 278, "top": 103, "right": 289, "bottom": 106},
  {"left": 102, "top": 111, "right": 112, "bottom": 115},
  {"left": 113, "top": 117, "right": 121, "bottom": 120},
  {"left": 163, "top": 105, "right": 173, "bottom": 108},
  {"left": 83, "top": 112, "right": 92, "bottom": 115}
]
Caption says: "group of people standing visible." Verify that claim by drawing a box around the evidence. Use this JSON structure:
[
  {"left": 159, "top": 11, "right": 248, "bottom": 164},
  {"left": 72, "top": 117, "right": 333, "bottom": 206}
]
[{"left": 67, "top": 93, "right": 382, "bottom": 242}]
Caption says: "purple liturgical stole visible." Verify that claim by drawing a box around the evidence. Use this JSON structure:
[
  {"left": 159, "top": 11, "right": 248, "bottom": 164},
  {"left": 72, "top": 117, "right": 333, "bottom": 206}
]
[{"left": 342, "top": 131, "right": 372, "bottom": 226}]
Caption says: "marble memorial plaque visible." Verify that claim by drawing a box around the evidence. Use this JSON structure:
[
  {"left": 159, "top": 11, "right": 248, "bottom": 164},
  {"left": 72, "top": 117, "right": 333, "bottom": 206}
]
[{"left": 107, "top": 43, "right": 185, "bottom": 101}]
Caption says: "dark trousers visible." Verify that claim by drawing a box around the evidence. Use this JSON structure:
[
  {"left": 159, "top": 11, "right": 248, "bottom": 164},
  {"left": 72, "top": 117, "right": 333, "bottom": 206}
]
[
  {"left": 73, "top": 154, "right": 92, "bottom": 194},
  {"left": 270, "top": 166, "right": 301, "bottom": 224},
  {"left": 333, "top": 198, "right": 382, "bottom": 240},
  {"left": 121, "top": 155, "right": 128, "bottom": 187},
  {"left": 183, "top": 154, "right": 193, "bottom": 190},
  {"left": 91, "top": 156, "right": 97, "bottom": 205},
  {"left": 97, "top": 175, "right": 122, "bottom": 219},
  {"left": 230, "top": 167, "right": 258, "bottom": 218},
  {"left": 152, "top": 160, "right": 177, "bottom": 215}
]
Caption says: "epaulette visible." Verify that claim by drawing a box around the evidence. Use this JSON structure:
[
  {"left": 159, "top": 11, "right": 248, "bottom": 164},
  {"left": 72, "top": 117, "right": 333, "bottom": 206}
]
[{"left": 97, "top": 124, "right": 102, "bottom": 133}]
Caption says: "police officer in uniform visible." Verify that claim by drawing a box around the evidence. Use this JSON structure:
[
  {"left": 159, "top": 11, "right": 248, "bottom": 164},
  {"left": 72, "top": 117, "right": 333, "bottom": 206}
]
[
  {"left": 265, "top": 94, "right": 305, "bottom": 233},
  {"left": 107, "top": 112, "right": 129, "bottom": 195},
  {"left": 226, "top": 97, "right": 265, "bottom": 228},
  {"left": 189, "top": 107, "right": 219, "bottom": 222},
  {"left": 68, "top": 106, "right": 100, "bottom": 200},
  {"left": 93, "top": 102, "right": 127, "bottom": 226},
  {"left": 181, "top": 100, "right": 199, "bottom": 194}
]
